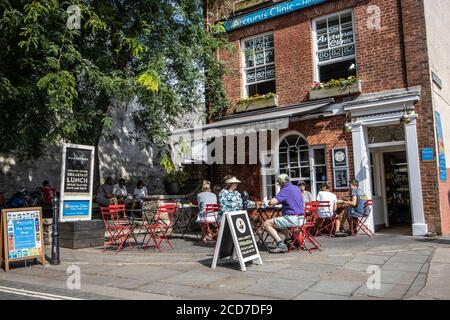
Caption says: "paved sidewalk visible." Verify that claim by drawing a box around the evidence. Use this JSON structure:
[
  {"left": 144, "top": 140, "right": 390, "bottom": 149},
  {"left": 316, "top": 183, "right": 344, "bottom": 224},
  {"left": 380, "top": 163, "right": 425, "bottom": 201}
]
[{"left": 1, "top": 233, "right": 450, "bottom": 300}]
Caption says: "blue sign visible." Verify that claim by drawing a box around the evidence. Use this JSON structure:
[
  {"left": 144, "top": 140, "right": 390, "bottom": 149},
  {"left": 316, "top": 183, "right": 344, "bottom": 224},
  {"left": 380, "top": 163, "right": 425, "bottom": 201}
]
[
  {"left": 421, "top": 148, "right": 434, "bottom": 161},
  {"left": 13, "top": 219, "right": 36, "bottom": 250},
  {"left": 63, "top": 200, "right": 90, "bottom": 217},
  {"left": 436, "top": 112, "right": 447, "bottom": 181},
  {"left": 224, "top": 0, "right": 326, "bottom": 31}
]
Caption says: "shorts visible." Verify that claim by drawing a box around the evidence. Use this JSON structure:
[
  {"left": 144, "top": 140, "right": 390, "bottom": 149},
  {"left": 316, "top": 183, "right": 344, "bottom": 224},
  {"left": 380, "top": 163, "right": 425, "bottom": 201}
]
[
  {"left": 317, "top": 210, "right": 334, "bottom": 219},
  {"left": 348, "top": 208, "right": 367, "bottom": 219},
  {"left": 196, "top": 213, "right": 219, "bottom": 224},
  {"left": 274, "top": 215, "right": 305, "bottom": 229}
]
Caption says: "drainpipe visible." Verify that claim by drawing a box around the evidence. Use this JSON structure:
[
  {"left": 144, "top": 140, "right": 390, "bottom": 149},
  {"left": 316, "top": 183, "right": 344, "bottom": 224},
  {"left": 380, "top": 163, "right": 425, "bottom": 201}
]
[{"left": 397, "top": 0, "right": 409, "bottom": 90}]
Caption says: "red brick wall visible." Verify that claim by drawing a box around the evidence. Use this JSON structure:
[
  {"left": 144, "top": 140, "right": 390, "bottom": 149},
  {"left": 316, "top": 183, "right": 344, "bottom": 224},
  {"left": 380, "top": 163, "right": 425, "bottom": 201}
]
[
  {"left": 216, "top": 0, "right": 444, "bottom": 233},
  {"left": 210, "top": 116, "right": 354, "bottom": 200},
  {"left": 401, "top": 0, "right": 441, "bottom": 234},
  {"left": 220, "top": 0, "right": 408, "bottom": 109}
]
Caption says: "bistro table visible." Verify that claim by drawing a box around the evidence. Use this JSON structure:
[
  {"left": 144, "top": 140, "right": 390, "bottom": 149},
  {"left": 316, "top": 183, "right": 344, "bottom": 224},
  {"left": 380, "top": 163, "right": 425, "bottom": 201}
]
[
  {"left": 123, "top": 208, "right": 158, "bottom": 250},
  {"left": 249, "top": 205, "right": 283, "bottom": 248},
  {"left": 172, "top": 205, "right": 200, "bottom": 239}
]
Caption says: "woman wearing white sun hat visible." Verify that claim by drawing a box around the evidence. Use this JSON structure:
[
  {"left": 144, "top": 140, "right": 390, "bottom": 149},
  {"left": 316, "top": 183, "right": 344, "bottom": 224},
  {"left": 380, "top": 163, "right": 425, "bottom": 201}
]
[{"left": 218, "top": 175, "right": 255, "bottom": 219}]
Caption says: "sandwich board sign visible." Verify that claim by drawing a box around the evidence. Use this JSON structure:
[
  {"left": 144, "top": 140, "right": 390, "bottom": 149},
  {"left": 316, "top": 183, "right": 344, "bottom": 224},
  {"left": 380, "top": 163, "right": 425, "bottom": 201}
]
[
  {"left": 60, "top": 143, "right": 95, "bottom": 222},
  {"left": 1, "top": 207, "right": 45, "bottom": 272},
  {"left": 212, "top": 211, "right": 262, "bottom": 272}
]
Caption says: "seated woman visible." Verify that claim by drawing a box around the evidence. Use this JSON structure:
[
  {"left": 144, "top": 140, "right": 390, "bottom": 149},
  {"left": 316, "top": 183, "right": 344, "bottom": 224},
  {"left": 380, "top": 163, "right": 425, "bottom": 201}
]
[
  {"left": 196, "top": 180, "right": 218, "bottom": 223},
  {"left": 133, "top": 180, "right": 150, "bottom": 209},
  {"left": 314, "top": 183, "right": 341, "bottom": 236},
  {"left": 218, "top": 175, "right": 255, "bottom": 220},
  {"left": 341, "top": 180, "right": 368, "bottom": 234},
  {"left": 196, "top": 180, "right": 219, "bottom": 242}
]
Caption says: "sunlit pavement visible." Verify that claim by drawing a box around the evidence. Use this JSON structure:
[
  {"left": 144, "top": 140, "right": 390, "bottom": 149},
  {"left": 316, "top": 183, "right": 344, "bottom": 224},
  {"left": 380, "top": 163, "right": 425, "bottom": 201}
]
[{"left": 1, "top": 233, "right": 450, "bottom": 300}]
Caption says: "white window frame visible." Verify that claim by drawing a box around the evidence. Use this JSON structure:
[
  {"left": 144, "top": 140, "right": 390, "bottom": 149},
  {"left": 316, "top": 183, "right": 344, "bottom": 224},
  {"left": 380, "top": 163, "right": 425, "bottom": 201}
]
[
  {"left": 312, "top": 9, "right": 357, "bottom": 82},
  {"left": 310, "top": 145, "right": 327, "bottom": 198},
  {"left": 241, "top": 32, "right": 276, "bottom": 98}
]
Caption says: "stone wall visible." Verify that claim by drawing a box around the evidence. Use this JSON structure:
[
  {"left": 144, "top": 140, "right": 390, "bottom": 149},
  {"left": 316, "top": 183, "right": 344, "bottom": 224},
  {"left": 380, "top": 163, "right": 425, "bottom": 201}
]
[{"left": 0, "top": 102, "right": 166, "bottom": 199}]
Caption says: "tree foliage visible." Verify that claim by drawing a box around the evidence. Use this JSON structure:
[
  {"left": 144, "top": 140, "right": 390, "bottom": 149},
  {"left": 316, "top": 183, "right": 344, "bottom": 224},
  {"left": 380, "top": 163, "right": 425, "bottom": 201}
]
[{"left": 0, "top": 0, "right": 231, "bottom": 159}]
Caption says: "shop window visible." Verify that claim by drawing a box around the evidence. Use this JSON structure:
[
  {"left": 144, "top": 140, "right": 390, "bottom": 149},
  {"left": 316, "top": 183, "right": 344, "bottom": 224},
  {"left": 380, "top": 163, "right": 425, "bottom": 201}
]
[
  {"left": 314, "top": 11, "right": 357, "bottom": 83},
  {"left": 243, "top": 33, "right": 276, "bottom": 97},
  {"left": 313, "top": 147, "right": 327, "bottom": 194}
]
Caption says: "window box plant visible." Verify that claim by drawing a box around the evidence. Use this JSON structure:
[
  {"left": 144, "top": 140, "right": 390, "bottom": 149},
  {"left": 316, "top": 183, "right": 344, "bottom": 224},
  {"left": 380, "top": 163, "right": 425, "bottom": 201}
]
[
  {"left": 235, "top": 92, "right": 278, "bottom": 113},
  {"left": 309, "top": 76, "right": 361, "bottom": 100}
]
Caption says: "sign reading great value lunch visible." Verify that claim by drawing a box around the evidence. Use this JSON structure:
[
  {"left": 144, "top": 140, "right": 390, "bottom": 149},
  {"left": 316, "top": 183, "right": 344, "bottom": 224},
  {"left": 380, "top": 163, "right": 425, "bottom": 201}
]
[
  {"left": 60, "top": 144, "right": 95, "bottom": 222},
  {"left": 224, "top": 0, "right": 326, "bottom": 32}
]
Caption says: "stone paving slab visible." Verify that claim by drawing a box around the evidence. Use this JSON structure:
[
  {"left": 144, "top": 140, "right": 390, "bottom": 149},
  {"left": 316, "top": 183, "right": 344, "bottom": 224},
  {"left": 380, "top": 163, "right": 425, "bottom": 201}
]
[
  {"left": 378, "top": 270, "right": 421, "bottom": 285},
  {"left": 293, "top": 291, "right": 351, "bottom": 300},
  {"left": 381, "top": 261, "right": 424, "bottom": 273},
  {"left": 353, "top": 283, "right": 410, "bottom": 299},
  {"left": 243, "top": 278, "right": 317, "bottom": 299},
  {"left": 162, "top": 269, "right": 231, "bottom": 288},
  {"left": 308, "top": 279, "right": 363, "bottom": 296}
]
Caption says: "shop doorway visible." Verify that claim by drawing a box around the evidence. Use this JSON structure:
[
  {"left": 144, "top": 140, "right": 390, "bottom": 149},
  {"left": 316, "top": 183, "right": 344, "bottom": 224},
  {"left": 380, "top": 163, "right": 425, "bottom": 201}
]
[
  {"left": 383, "top": 151, "right": 411, "bottom": 234},
  {"left": 370, "top": 148, "right": 412, "bottom": 235}
]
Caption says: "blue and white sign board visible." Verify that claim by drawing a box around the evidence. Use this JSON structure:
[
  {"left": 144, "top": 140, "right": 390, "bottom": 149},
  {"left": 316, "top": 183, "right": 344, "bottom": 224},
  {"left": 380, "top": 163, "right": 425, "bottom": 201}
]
[
  {"left": 421, "top": 148, "right": 434, "bottom": 161},
  {"left": 224, "top": 0, "right": 326, "bottom": 31},
  {"left": 1, "top": 207, "right": 45, "bottom": 272},
  {"left": 59, "top": 143, "right": 95, "bottom": 222}
]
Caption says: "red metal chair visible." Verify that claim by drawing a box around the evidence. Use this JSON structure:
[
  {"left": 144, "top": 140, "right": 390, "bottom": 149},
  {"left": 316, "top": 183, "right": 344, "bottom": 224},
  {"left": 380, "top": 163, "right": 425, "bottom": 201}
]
[
  {"left": 143, "top": 203, "right": 177, "bottom": 251},
  {"left": 101, "top": 205, "right": 134, "bottom": 253},
  {"left": 288, "top": 204, "right": 321, "bottom": 253},
  {"left": 349, "top": 200, "right": 374, "bottom": 237},
  {"left": 198, "top": 203, "right": 220, "bottom": 243},
  {"left": 314, "top": 201, "right": 336, "bottom": 237}
]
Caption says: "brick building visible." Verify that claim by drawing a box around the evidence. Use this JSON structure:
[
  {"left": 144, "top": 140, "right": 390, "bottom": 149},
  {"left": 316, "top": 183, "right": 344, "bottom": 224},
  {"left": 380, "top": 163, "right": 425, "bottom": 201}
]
[{"left": 172, "top": 0, "right": 450, "bottom": 235}]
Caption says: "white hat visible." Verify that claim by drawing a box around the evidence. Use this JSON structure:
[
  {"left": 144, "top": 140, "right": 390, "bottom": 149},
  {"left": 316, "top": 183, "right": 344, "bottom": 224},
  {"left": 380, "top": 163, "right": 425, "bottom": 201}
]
[{"left": 225, "top": 176, "right": 241, "bottom": 184}]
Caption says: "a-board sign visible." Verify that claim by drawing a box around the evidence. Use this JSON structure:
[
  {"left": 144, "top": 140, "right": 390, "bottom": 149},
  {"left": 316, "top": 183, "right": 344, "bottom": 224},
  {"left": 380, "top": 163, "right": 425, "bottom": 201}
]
[
  {"left": 60, "top": 143, "right": 95, "bottom": 222},
  {"left": 1, "top": 207, "right": 45, "bottom": 272},
  {"left": 212, "top": 211, "right": 262, "bottom": 272}
]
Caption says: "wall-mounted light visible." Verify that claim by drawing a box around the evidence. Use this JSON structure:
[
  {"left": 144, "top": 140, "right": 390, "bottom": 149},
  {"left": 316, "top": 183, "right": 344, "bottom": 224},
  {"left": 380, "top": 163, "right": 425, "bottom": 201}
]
[
  {"left": 348, "top": 63, "right": 356, "bottom": 71},
  {"left": 343, "top": 113, "right": 352, "bottom": 133}
]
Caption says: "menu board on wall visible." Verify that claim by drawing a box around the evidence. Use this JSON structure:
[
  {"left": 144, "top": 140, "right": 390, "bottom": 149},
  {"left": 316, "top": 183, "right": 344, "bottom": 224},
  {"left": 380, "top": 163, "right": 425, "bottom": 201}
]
[{"left": 332, "top": 147, "right": 350, "bottom": 189}]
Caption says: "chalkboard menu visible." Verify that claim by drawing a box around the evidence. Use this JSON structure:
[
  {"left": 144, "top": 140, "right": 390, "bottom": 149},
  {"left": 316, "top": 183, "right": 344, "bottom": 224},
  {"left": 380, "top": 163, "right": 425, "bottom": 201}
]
[
  {"left": 212, "top": 211, "right": 262, "bottom": 272},
  {"left": 1, "top": 207, "right": 45, "bottom": 272}
]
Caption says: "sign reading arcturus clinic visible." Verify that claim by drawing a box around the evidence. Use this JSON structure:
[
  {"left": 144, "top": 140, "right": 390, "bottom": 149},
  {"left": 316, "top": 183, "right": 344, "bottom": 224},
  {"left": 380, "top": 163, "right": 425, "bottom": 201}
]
[
  {"left": 60, "top": 144, "right": 95, "bottom": 222},
  {"left": 224, "top": 0, "right": 327, "bottom": 32}
]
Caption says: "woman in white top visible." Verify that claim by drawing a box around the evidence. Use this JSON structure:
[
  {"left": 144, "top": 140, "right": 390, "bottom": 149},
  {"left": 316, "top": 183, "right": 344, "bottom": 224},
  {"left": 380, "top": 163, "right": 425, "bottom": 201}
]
[
  {"left": 133, "top": 180, "right": 149, "bottom": 203},
  {"left": 316, "top": 183, "right": 337, "bottom": 218}
]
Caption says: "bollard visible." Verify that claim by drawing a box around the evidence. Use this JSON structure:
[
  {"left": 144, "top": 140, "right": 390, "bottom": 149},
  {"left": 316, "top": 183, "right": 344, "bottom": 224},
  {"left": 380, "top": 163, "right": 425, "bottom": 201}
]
[{"left": 51, "top": 192, "right": 60, "bottom": 265}]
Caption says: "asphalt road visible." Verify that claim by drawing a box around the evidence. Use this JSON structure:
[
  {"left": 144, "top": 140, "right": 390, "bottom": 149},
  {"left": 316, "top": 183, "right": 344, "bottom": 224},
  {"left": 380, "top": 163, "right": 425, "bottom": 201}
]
[{"left": 0, "top": 280, "right": 110, "bottom": 300}]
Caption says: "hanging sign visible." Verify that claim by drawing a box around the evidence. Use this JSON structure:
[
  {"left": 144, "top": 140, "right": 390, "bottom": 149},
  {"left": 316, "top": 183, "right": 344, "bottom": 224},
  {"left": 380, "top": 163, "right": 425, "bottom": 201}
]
[
  {"left": 224, "top": 0, "right": 326, "bottom": 32},
  {"left": 60, "top": 143, "right": 95, "bottom": 222},
  {"left": 1, "top": 207, "right": 45, "bottom": 272},
  {"left": 436, "top": 112, "right": 447, "bottom": 181},
  {"left": 212, "top": 211, "right": 262, "bottom": 272}
]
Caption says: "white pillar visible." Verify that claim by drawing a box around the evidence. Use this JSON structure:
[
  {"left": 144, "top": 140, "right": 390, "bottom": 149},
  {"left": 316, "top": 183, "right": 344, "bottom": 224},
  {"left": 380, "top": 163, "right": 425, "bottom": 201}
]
[
  {"left": 351, "top": 123, "right": 375, "bottom": 233},
  {"left": 404, "top": 117, "right": 428, "bottom": 236}
]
